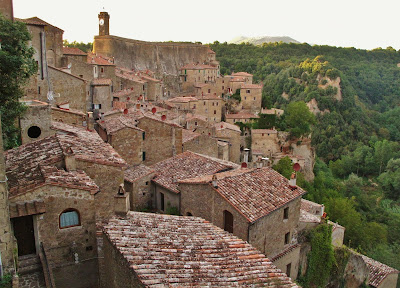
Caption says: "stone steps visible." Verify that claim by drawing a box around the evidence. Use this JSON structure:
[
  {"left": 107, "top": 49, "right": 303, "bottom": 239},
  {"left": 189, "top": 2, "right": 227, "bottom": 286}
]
[{"left": 18, "top": 254, "right": 42, "bottom": 275}]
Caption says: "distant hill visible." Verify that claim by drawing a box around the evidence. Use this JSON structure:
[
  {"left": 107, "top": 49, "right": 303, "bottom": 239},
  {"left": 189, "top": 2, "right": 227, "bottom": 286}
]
[{"left": 229, "top": 36, "right": 300, "bottom": 45}]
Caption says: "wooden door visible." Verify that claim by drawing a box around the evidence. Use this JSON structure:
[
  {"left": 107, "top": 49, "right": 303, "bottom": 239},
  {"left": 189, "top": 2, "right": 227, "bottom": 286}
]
[
  {"left": 223, "top": 210, "right": 233, "bottom": 233},
  {"left": 13, "top": 216, "right": 36, "bottom": 256}
]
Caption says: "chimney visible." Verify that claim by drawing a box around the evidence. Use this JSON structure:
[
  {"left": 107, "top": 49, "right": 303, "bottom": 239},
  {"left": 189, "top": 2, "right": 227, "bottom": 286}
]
[
  {"left": 289, "top": 172, "right": 297, "bottom": 188},
  {"left": 87, "top": 112, "right": 94, "bottom": 131},
  {"left": 256, "top": 156, "right": 263, "bottom": 169},
  {"left": 212, "top": 174, "right": 218, "bottom": 188},
  {"left": 114, "top": 184, "right": 129, "bottom": 216},
  {"left": 64, "top": 147, "right": 76, "bottom": 171},
  {"left": 243, "top": 148, "right": 250, "bottom": 163}
]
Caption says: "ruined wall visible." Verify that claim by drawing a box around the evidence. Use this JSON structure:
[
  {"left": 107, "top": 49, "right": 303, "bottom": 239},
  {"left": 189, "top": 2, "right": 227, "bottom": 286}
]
[
  {"left": 51, "top": 107, "right": 87, "bottom": 127},
  {"left": 101, "top": 234, "right": 145, "bottom": 288},
  {"left": 291, "top": 138, "right": 315, "bottom": 181},
  {"left": 93, "top": 36, "right": 210, "bottom": 75},
  {"left": 124, "top": 174, "right": 154, "bottom": 211},
  {"left": 248, "top": 198, "right": 301, "bottom": 258}
]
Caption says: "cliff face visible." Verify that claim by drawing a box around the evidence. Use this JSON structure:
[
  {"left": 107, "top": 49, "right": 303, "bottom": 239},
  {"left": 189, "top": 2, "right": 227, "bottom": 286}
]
[{"left": 93, "top": 35, "right": 210, "bottom": 75}]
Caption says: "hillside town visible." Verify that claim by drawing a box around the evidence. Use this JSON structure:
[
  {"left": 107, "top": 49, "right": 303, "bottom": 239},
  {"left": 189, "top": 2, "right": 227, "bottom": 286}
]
[{"left": 0, "top": 2, "right": 399, "bottom": 288}]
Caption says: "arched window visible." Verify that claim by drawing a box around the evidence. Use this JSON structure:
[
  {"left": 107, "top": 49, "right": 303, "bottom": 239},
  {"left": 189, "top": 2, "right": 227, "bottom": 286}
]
[{"left": 59, "top": 209, "right": 80, "bottom": 229}]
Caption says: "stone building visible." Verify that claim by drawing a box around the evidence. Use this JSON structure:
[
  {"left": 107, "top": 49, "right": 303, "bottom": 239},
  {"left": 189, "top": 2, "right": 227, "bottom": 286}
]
[
  {"left": 51, "top": 107, "right": 88, "bottom": 127},
  {"left": 195, "top": 93, "right": 224, "bottom": 123},
  {"left": 101, "top": 212, "right": 299, "bottom": 287},
  {"left": 151, "top": 151, "right": 238, "bottom": 212},
  {"left": 115, "top": 67, "right": 148, "bottom": 101},
  {"left": 179, "top": 167, "right": 307, "bottom": 279},
  {"left": 240, "top": 83, "right": 262, "bottom": 113},
  {"left": 123, "top": 165, "right": 155, "bottom": 211},
  {"left": 179, "top": 63, "right": 219, "bottom": 92},
  {"left": 213, "top": 122, "right": 241, "bottom": 163},
  {"left": 251, "top": 129, "right": 279, "bottom": 158},
  {"left": 182, "top": 129, "right": 219, "bottom": 158},
  {"left": 97, "top": 116, "right": 144, "bottom": 166},
  {"left": 226, "top": 111, "right": 259, "bottom": 125},
  {"left": 361, "top": 255, "right": 399, "bottom": 288},
  {"left": 185, "top": 113, "right": 208, "bottom": 130}
]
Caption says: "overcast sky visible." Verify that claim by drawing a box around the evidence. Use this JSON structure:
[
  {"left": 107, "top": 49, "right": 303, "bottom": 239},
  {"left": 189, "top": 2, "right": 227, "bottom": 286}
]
[{"left": 13, "top": 0, "right": 400, "bottom": 50}]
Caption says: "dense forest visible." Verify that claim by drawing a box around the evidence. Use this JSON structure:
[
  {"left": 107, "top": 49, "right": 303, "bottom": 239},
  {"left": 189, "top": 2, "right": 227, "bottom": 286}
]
[{"left": 210, "top": 41, "right": 400, "bottom": 282}]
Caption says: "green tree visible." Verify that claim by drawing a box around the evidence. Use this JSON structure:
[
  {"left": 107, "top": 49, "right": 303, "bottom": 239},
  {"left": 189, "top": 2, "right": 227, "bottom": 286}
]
[
  {"left": 0, "top": 14, "right": 36, "bottom": 148},
  {"left": 272, "top": 156, "right": 293, "bottom": 179},
  {"left": 63, "top": 39, "right": 93, "bottom": 53},
  {"left": 378, "top": 158, "right": 400, "bottom": 200},
  {"left": 285, "top": 101, "right": 316, "bottom": 138}
]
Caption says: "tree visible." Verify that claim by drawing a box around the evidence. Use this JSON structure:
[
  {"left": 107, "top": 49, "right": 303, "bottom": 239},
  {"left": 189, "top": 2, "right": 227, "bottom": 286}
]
[
  {"left": 63, "top": 40, "right": 93, "bottom": 53},
  {"left": 378, "top": 158, "right": 400, "bottom": 200},
  {"left": 272, "top": 156, "right": 293, "bottom": 179},
  {"left": 285, "top": 101, "right": 316, "bottom": 138},
  {"left": 0, "top": 14, "right": 36, "bottom": 148}
]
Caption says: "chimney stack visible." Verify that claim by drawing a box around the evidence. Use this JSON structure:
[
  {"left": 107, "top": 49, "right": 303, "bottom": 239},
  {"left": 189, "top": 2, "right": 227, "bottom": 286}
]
[
  {"left": 64, "top": 147, "right": 76, "bottom": 171},
  {"left": 212, "top": 174, "right": 218, "bottom": 188},
  {"left": 256, "top": 156, "right": 263, "bottom": 169},
  {"left": 289, "top": 172, "right": 297, "bottom": 188},
  {"left": 114, "top": 184, "right": 129, "bottom": 216}
]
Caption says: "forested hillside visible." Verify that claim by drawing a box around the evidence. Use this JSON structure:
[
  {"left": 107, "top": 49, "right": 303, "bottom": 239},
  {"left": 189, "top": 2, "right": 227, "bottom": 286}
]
[{"left": 210, "top": 41, "right": 400, "bottom": 280}]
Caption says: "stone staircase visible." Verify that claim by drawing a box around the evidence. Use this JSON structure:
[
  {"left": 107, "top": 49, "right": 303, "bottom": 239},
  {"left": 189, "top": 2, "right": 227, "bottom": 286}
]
[{"left": 18, "top": 254, "right": 46, "bottom": 288}]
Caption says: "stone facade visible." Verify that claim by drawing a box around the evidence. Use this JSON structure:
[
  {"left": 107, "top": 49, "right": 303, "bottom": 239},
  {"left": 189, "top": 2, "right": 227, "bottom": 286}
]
[
  {"left": 182, "top": 132, "right": 219, "bottom": 159},
  {"left": 251, "top": 129, "right": 280, "bottom": 157},
  {"left": 124, "top": 165, "right": 155, "bottom": 211},
  {"left": 240, "top": 84, "right": 262, "bottom": 113},
  {"left": 213, "top": 123, "right": 241, "bottom": 163},
  {"left": 51, "top": 107, "right": 87, "bottom": 127},
  {"left": 0, "top": 0, "right": 13, "bottom": 20},
  {"left": 136, "top": 116, "right": 182, "bottom": 166}
]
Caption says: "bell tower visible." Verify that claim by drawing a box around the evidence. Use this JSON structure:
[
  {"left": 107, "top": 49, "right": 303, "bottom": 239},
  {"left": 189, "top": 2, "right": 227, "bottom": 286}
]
[{"left": 98, "top": 11, "right": 110, "bottom": 36}]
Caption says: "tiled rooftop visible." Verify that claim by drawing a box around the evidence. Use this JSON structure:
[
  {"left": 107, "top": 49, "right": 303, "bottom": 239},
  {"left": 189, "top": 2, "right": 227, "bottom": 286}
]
[
  {"left": 52, "top": 107, "right": 86, "bottom": 116},
  {"left": 232, "top": 72, "right": 253, "bottom": 77},
  {"left": 215, "top": 122, "right": 241, "bottom": 133},
  {"left": 168, "top": 96, "right": 198, "bottom": 103},
  {"left": 97, "top": 116, "right": 143, "bottom": 135},
  {"left": 16, "top": 17, "right": 64, "bottom": 31},
  {"left": 103, "top": 212, "right": 298, "bottom": 287},
  {"left": 87, "top": 52, "right": 115, "bottom": 66},
  {"left": 252, "top": 129, "right": 278, "bottom": 134},
  {"left": 124, "top": 164, "right": 155, "bottom": 183},
  {"left": 152, "top": 151, "right": 237, "bottom": 194},
  {"left": 241, "top": 84, "right": 263, "bottom": 89},
  {"left": 180, "top": 167, "right": 307, "bottom": 223},
  {"left": 186, "top": 113, "right": 208, "bottom": 122},
  {"left": 361, "top": 254, "right": 399, "bottom": 287},
  {"left": 5, "top": 123, "right": 126, "bottom": 197},
  {"left": 63, "top": 47, "right": 87, "bottom": 56},
  {"left": 182, "top": 129, "right": 201, "bottom": 143}
]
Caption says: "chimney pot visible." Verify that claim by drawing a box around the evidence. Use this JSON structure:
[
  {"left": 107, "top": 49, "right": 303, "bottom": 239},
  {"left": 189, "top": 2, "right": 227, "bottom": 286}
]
[{"left": 212, "top": 174, "right": 218, "bottom": 188}]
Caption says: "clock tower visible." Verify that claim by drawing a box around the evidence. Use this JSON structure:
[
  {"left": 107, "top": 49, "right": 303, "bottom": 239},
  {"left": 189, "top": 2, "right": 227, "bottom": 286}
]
[{"left": 98, "top": 11, "right": 110, "bottom": 36}]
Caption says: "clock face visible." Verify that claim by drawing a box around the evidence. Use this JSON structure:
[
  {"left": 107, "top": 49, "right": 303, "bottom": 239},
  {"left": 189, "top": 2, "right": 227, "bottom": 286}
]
[{"left": 99, "top": 19, "right": 104, "bottom": 25}]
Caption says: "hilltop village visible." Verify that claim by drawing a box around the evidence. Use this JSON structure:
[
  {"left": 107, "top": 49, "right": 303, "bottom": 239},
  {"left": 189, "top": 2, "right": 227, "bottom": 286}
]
[{"left": 0, "top": 4, "right": 398, "bottom": 288}]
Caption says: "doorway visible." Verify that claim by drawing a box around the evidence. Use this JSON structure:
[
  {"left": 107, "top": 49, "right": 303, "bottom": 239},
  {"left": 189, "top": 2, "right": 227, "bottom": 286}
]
[
  {"left": 223, "top": 210, "right": 233, "bottom": 233},
  {"left": 13, "top": 216, "right": 36, "bottom": 256}
]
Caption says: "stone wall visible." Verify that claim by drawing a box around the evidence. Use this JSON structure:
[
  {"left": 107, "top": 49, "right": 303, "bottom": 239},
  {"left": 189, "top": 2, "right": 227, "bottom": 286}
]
[
  {"left": 240, "top": 87, "right": 262, "bottom": 113},
  {"left": 214, "top": 128, "right": 241, "bottom": 163},
  {"left": 0, "top": 0, "right": 13, "bottom": 20},
  {"left": 0, "top": 118, "right": 15, "bottom": 273},
  {"left": 154, "top": 184, "right": 179, "bottom": 213},
  {"left": 182, "top": 135, "right": 218, "bottom": 158},
  {"left": 252, "top": 131, "right": 279, "bottom": 157},
  {"left": 272, "top": 246, "right": 301, "bottom": 280},
  {"left": 109, "top": 128, "right": 143, "bottom": 166},
  {"left": 124, "top": 173, "right": 154, "bottom": 211},
  {"left": 137, "top": 117, "right": 182, "bottom": 166},
  {"left": 51, "top": 107, "right": 87, "bottom": 127},
  {"left": 76, "top": 161, "right": 124, "bottom": 222},
  {"left": 179, "top": 183, "right": 249, "bottom": 242},
  {"left": 93, "top": 35, "right": 211, "bottom": 76},
  {"left": 19, "top": 101, "right": 54, "bottom": 145},
  {"left": 101, "top": 234, "right": 144, "bottom": 288},
  {"left": 92, "top": 85, "right": 112, "bottom": 113},
  {"left": 248, "top": 198, "right": 301, "bottom": 257}
]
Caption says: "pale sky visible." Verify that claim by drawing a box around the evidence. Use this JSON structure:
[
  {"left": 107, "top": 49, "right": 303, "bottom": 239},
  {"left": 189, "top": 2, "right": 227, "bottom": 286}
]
[{"left": 12, "top": 0, "right": 400, "bottom": 50}]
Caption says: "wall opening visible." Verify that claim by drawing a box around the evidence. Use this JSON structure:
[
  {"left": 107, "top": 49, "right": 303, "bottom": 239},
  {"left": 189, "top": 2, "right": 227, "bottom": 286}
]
[
  {"left": 27, "top": 126, "right": 42, "bottom": 139},
  {"left": 223, "top": 210, "right": 233, "bottom": 233}
]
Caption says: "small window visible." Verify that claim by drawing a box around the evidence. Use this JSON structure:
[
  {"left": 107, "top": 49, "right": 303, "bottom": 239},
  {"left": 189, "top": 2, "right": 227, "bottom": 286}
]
[
  {"left": 145, "top": 181, "right": 149, "bottom": 186},
  {"left": 142, "top": 151, "right": 146, "bottom": 161},
  {"left": 216, "top": 102, "right": 219, "bottom": 106},
  {"left": 214, "top": 110, "right": 216, "bottom": 115},
  {"left": 286, "top": 263, "right": 291, "bottom": 277},
  {"left": 59, "top": 209, "right": 80, "bottom": 229},
  {"left": 195, "top": 121, "right": 198, "bottom": 126},
  {"left": 245, "top": 97, "right": 247, "bottom": 100},
  {"left": 208, "top": 89, "right": 211, "bottom": 93},
  {"left": 284, "top": 232, "right": 290, "bottom": 245},
  {"left": 38, "top": 86, "right": 41, "bottom": 95},
  {"left": 204, "top": 101, "right": 206, "bottom": 105},
  {"left": 246, "top": 90, "right": 250, "bottom": 93},
  {"left": 284, "top": 207, "right": 289, "bottom": 220},
  {"left": 160, "top": 192, "right": 165, "bottom": 211},
  {"left": 100, "top": 67, "right": 104, "bottom": 73},
  {"left": 222, "top": 86, "right": 224, "bottom": 90},
  {"left": 254, "top": 97, "right": 256, "bottom": 100},
  {"left": 142, "top": 132, "right": 145, "bottom": 141}
]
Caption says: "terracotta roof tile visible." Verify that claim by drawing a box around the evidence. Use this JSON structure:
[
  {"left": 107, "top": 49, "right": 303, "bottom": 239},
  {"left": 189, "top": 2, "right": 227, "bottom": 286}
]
[
  {"left": 152, "top": 151, "right": 237, "bottom": 194},
  {"left": 361, "top": 254, "right": 400, "bottom": 287},
  {"left": 182, "top": 129, "right": 201, "bottom": 143},
  {"left": 186, "top": 113, "right": 208, "bottom": 122},
  {"left": 87, "top": 52, "right": 115, "bottom": 66},
  {"left": 16, "top": 17, "right": 63, "bottom": 31},
  {"left": 124, "top": 164, "right": 155, "bottom": 183},
  {"left": 168, "top": 96, "right": 198, "bottom": 103},
  {"left": 241, "top": 84, "right": 263, "bottom": 89},
  {"left": 232, "top": 72, "right": 253, "bottom": 77},
  {"left": 97, "top": 116, "right": 143, "bottom": 135},
  {"left": 103, "top": 212, "right": 299, "bottom": 287},
  {"left": 63, "top": 47, "right": 87, "bottom": 56},
  {"left": 180, "top": 168, "right": 307, "bottom": 223},
  {"left": 214, "top": 122, "right": 241, "bottom": 133},
  {"left": 52, "top": 107, "right": 86, "bottom": 116}
]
